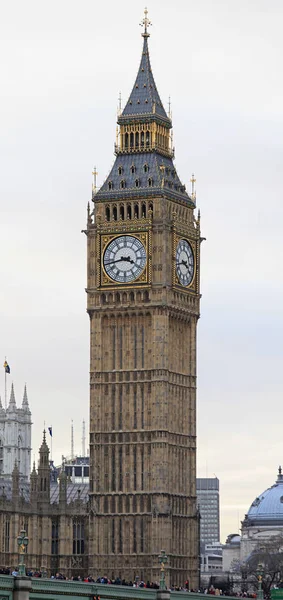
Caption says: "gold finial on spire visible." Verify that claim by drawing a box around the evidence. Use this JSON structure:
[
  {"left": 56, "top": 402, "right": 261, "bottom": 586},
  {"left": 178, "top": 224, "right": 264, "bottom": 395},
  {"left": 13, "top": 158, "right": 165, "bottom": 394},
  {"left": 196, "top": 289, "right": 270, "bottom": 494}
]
[
  {"left": 168, "top": 96, "right": 172, "bottom": 119},
  {"left": 140, "top": 7, "right": 151, "bottom": 37},
  {"left": 117, "top": 91, "right": 122, "bottom": 117},
  {"left": 190, "top": 173, "right": 196, "bottom": 201},
  {"left": 92, "top": 166, "right": 98, "bottom": 198}
]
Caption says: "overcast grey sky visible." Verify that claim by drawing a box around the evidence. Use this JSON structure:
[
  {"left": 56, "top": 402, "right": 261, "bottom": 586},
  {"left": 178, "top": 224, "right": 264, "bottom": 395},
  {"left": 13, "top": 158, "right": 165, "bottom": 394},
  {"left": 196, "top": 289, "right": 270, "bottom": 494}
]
[{"left": 1, "top": 0, "right": 283, "bottom": 542}]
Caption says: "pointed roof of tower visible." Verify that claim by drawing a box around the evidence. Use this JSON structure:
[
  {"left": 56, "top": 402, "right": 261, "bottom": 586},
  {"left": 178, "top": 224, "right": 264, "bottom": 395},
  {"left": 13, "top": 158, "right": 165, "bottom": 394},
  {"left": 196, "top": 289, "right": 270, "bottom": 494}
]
[
  {"left": 94, "top": 10, "right": 194, "bottom": 207},
  {"left": 7, "top": 383, "right": 16, "bottom": 411},
  {"left": 121, "top": 34, "right": 168, "bottom": 122},
  {"left": 22, "top": 384, "right": 31, "bottom": 413},
  {"left": 39, "top": 429, "right": 49, "bottom": 455}
]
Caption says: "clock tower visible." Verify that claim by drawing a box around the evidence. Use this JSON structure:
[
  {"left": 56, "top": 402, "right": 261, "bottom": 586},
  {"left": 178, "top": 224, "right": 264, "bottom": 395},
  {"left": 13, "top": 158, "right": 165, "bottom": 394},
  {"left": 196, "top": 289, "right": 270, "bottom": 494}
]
[{"left": 85, "top": 11, "right": 201, "bottom": 587}]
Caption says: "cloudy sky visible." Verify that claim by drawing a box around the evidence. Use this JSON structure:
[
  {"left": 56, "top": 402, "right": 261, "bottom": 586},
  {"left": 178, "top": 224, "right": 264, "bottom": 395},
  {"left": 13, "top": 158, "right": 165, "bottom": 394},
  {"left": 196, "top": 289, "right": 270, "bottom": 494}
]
[{"left": 1, "top": 0, "right": 283, "bottom": 542}]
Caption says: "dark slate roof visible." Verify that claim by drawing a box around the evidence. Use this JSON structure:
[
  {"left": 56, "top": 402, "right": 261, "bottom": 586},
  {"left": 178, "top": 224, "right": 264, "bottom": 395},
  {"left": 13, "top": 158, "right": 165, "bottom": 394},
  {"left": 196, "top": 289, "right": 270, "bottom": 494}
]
[
  {"left": 50, "top": 482, "right": 89, "bottom": 504},
  {"left": 0, "top": 480, "right": 89, "bottom": 505},
  {"left": 95, "top": 152, "right": 194, "bottom": 206},
  {"left": 121, "top": 36, "right": 169, "bottom": 122}
]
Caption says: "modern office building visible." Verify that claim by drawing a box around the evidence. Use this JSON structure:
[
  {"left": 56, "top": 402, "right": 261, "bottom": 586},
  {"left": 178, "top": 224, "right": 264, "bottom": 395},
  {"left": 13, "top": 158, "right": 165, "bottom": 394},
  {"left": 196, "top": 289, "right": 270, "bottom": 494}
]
[{"left": 197, "top": 477, "right": 220, "bottom": 545}]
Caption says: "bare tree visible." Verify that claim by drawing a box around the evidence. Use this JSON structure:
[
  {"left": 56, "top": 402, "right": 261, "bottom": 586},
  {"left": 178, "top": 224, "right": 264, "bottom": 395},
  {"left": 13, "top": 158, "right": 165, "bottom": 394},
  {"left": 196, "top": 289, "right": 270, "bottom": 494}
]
[{"left": 243, "top": 534, "right": 283, "bottom": 595}]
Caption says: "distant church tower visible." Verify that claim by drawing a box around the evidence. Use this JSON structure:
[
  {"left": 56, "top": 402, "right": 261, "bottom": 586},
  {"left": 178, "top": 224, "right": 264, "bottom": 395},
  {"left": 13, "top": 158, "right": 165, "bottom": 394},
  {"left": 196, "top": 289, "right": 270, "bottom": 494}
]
[
  {"left": 0, "top": 384, "right": 32, "bottom": 480},
  {"left": 85, "top": 11, "right": 201, "bottom": 586}
]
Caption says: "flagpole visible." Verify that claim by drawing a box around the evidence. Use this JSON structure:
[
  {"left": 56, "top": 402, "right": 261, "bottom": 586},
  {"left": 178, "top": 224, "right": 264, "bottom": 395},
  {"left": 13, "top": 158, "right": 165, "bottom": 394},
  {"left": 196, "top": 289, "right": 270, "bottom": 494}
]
[
  {"left": 51, "top": 426, "right": 53, "bottom": 462},
  {"left": 4, "top": 358, "right": 7, "bottom": 410}
]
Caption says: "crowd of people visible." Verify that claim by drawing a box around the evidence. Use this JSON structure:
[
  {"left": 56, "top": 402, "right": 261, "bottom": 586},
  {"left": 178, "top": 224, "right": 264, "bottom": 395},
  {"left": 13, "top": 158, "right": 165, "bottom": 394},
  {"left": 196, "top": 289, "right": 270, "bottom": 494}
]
[{"left": 0, "top": 569, "right": 267, "bottom": 597}]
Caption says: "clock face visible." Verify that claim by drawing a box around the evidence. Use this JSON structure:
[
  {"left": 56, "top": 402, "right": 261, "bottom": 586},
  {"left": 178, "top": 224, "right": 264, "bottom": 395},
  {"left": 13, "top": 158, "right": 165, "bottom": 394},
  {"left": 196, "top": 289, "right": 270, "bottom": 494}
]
[
  {"left": 103, "top": 235, "right": 147, "bottom": 283},
  {"left": 176, "top": 239, "right": 194, "bottom": 287}
]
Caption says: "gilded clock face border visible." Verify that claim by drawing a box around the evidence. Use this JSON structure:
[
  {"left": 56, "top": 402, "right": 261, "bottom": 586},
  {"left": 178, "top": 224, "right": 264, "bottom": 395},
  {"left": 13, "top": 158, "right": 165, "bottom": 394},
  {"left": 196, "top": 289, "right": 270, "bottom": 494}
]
[
  {"left": 173, "top": 233, "right": 197, "bottom": 291},
  {"left": 99, "top": 231, "right": 150, "bottom": 288}
]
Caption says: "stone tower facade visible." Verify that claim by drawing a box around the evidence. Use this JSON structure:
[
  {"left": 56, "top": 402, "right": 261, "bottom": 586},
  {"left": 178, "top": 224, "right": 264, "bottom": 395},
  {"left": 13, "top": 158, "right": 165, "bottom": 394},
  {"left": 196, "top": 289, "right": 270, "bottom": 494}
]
[
  {"left": 0, "top": 384, "right": 32, "bottom": 480},
  {"left": 85, "top": 13, "right": 201, "bottom": 587}
]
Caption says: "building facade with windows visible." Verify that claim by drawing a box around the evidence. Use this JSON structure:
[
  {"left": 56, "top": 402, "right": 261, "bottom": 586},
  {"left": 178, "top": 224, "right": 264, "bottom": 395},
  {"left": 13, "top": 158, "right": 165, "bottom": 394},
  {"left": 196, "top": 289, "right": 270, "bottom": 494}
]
[
  {"left": 0, "top": 432, "right": 89, "bottom": 577},
  {"left": 0, "top": 10, "right": 202, "bottom": 584},
  {"left": 85, "top": 9, "right": 201, "bottom": 589},
  {"left": 0, "top": 384, "right": 31, "bottom": 480},
  {"left": 197, "top": 478, "right": 220, "bottom": 546}
]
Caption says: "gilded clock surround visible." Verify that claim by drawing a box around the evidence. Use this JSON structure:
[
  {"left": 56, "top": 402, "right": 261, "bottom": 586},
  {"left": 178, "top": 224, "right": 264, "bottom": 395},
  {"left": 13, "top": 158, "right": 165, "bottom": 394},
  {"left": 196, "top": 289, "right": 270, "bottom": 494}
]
[
  {"left": 101, "top": 231, "right": 149, "bottom": 287},
  {"left": 173, "top": 233, "right": 197, "bottom": 291}
]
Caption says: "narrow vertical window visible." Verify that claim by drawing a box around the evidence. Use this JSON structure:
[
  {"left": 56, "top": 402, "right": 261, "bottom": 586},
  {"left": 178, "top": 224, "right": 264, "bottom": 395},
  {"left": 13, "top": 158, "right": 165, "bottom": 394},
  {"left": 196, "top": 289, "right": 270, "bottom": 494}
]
[
  {"left": 112, "top": 386, "right": 115, "bottom": 430},
  {"left": 133, "top": 388, "right": 137, "bottom": 429},
  {"left": 4, "top": 519, "right": 10, "bottom": 553},
  {"left": 112, "top": 326, "right": 116, "bottom": 369},
  {"left": 73, "top": 519, "right": 85, "bottom": 554},
  {"left": 119, "top": 387, "right": 122, "bottom": 429},
  {"left": 119, "top": 326, "right": 123, "bottom": 369},
  {"left": 141, "top": 325, "right": 144, "bottom": 368},
  {"left": 119, "top": 447, "right": 123, "bottom": 491},
  {"left": 112, "top": 446, "right": 116, "bottom": 492},
  {"left": 140, "top": 519, "right": 144, "bottom": 552},
  {"left": 104, "top": 446, "right": 109, "bottom": 492},
  {"left": 133, "top": 446, "right": 137, "bottom": 490},
  {"left": 133, "top": 518, "right": 137, "bottom": 553},
  {"left": 141, "top": 386, "right": 144, "bottom": 429},
  {"left": 134, "top": 325, "right": 137, "bottom": 368},
  {"left": 141, "top": 446, "right": 144, "bottom": 490},
  {"left": 51, "top": 519, "right": 59, "bottom": 555},
  {"left": 119, "top": 519, "right": 123, "bottom": 553},
  {"left": 135, "top": 131, "right": 139, "bottom": 148},
  {"left": 112, "top": 519, "right": 115, "bottom": 553},
  {"left": 146, "top": 130, "right": 150, "bottom": 146}
]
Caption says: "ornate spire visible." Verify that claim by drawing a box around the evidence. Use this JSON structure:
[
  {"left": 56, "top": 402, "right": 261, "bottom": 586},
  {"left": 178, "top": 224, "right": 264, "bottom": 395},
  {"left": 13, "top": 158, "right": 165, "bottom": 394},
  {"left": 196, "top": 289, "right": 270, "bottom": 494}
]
[
  {"left": 94, "top": 11, "right": 193, "bottom": 208},
  {"left": 140, "top": 7, "right": 151, "bottom": 38},
  {"left": 7, "top": 383, "right": 16, "bottom": 410},
  {"left": 277, "top": 465, "right": 283, "bottom": 482},
  {"left": 120, "top": 15, "right": 168, "bottom": 121},
  {"left": 22, "top": 384, "right": 30, "bottom": 410}
]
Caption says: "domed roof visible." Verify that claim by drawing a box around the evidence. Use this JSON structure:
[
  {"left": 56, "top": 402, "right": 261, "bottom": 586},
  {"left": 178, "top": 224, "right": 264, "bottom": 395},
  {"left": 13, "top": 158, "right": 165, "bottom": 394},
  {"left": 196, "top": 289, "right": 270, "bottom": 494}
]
[{"left": 246, "top": 467, "right": 283, "bottom": 525}]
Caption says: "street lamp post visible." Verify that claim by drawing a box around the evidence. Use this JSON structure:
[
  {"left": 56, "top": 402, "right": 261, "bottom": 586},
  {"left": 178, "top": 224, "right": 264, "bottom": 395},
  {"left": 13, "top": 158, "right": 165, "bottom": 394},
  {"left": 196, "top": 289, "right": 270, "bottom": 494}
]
[
  {"left": 17, "top": 529, "right": 29, "bottom": 577},
  {"left": 158, "top": 549, "right": 168, "bottom": 590},
  {"left": 241, "top": 565, "right": 248, "bottom": 593},
  {"left": 256, "top": 563, "right": 264, "bottom": 600}
]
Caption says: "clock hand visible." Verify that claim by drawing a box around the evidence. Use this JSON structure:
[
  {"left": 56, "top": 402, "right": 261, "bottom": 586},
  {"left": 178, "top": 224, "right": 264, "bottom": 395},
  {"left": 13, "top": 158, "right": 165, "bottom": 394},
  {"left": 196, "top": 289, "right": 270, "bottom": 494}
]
[
  {"left": 104, "top": 256, "right": 134, "bottom": 266},
  {"left": 176, "top": 260, "right": 189, "bottom": 268}
]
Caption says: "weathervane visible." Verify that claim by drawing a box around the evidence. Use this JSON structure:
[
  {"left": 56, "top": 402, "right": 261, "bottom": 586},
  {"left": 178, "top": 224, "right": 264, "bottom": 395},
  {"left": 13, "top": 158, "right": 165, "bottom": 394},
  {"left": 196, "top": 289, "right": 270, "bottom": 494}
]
[
  {"left": 92, "top": 166, "right": 98, "bottom": 198},
  {"left": 190, "top": 173, "right": 196, "bottom": 201},
  {"left": 140, "top": 7, "right": 151, "bottom": 37}
]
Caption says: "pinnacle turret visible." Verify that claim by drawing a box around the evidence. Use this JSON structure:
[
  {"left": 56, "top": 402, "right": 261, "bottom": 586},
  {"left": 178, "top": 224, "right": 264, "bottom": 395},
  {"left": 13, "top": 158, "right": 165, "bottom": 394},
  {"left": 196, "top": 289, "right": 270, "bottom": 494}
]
[
  {"left": 7, "top": 383, "right": 16, "bottom": 411},
  {"left": 22, "top": 384, "right": 31, "bottom": 413},
  {"left": 120, "top": 35, "right": 169, "bottom": 122}
]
